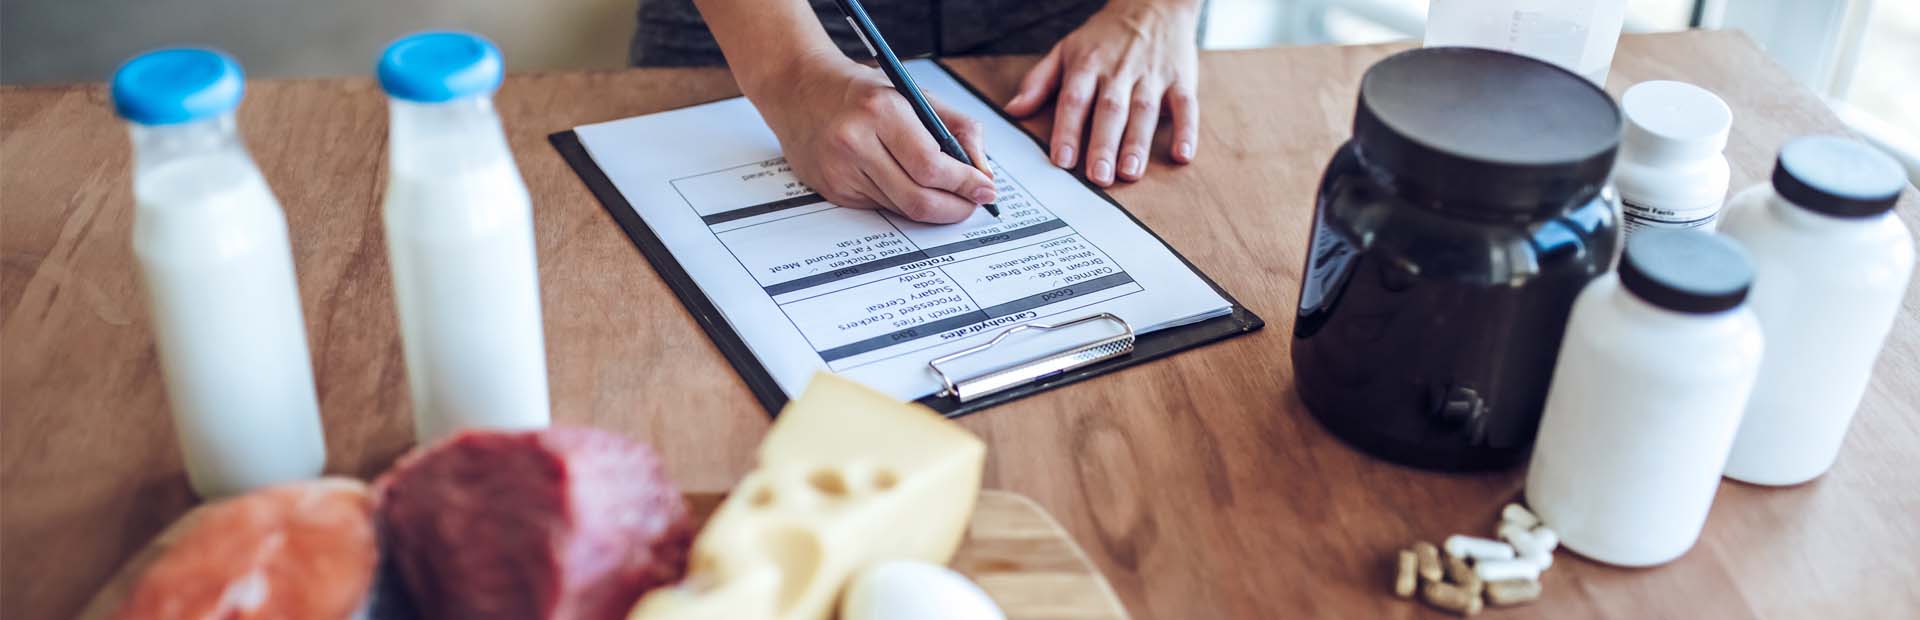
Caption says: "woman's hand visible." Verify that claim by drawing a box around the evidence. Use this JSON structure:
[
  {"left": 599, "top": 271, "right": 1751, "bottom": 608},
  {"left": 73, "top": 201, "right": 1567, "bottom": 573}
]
[
  {"left": 1004, "top": 0, "right": 1202, "bottom": 186},
  {"left": 751, "top": 51, "right": 996, "bottom": 224}
]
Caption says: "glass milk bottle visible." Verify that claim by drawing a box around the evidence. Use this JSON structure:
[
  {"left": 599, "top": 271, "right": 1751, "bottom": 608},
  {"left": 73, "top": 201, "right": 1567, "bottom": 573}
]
[
  {"left": 1525, "top": 230, "right": 1763, "bottom": 566},
  {"left": 1720, "top": 136, "right": 1916, "bottom": 485},
  {"left": 1425, "top": 0, "right": 1627, "bottom": 84},
  {"left": 377, "top": 32, "right": 550, "bottom": 442},
  {"left": 113, "top": 48, "right": 326, "bottom": 497}
]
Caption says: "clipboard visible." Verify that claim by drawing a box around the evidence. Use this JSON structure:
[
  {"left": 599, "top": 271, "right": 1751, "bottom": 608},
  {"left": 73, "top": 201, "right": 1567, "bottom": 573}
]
[{"left": 548, "top": 59, "right": 1262, "bottom": 417}]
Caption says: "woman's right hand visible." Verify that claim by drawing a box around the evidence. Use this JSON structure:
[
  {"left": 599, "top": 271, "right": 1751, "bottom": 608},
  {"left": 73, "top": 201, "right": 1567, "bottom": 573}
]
[{"left": 750, "top": 52, "right": 996, "bottom": 224}]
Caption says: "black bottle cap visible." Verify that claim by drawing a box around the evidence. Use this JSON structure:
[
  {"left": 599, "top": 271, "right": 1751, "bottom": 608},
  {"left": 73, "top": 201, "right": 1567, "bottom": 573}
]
[
  {"left": 1353, "top": 47, "right": 1622, "bottom": 217},
  {"left": 1618, "top": 230, "right": 1754, "bottom": 314},
  {"left": 1771, "top": 135, "right": 1907, "bottom": 217}
]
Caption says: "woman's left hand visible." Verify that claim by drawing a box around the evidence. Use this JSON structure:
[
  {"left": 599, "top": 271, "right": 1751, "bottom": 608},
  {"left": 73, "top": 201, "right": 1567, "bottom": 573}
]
[{"left": 1004, "top": 0, "right": 1202, "bottom": 186}]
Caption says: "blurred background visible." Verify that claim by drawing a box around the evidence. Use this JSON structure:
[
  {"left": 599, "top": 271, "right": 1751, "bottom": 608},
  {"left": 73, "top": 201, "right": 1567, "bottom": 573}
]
[
  {"left": 3, "top": 0, "right": 1913, "bottom": 178},
  {"left": 1199, "top": 0, "right": 1919, "bottom": 179}
]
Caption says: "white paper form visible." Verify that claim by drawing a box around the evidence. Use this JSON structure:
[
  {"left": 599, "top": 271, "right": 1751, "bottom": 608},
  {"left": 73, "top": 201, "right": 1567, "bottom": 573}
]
[{"left": 573, "top": 60, "right": 1230, "bottom": 402}]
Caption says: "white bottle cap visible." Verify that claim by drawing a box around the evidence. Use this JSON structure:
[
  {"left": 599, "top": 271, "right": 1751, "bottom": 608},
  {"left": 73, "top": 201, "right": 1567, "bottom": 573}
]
[{"left": 1621, "top": 81, "right": 1731, "bottom": 164}]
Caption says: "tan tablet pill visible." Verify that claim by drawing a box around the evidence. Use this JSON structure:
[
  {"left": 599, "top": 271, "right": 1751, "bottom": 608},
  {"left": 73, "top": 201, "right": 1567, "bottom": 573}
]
[
  {"left": 1446, "top": 555, "right": 1482, "bottom": 595},
  {"left": 1422, "top": 581, "right": 1483, "bottom": 616},
  {"left": 1394, "top": 549, "right": 1418, "bottom": 598},
  {"left": 1486, "top": 578, "right": 1543, "bottom": 606},
  {"left": 1414, "top": 541, "right": 1444, "bottom": 582}
]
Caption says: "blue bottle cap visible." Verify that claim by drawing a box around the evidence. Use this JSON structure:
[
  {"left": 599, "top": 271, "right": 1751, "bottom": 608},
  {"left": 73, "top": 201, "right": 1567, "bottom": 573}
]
[
  {"left": 377, "top": 32, "right": 504, "bottom": 103},
  {"left": 111, "top": 48, "right": 245, "bottom": 125}
]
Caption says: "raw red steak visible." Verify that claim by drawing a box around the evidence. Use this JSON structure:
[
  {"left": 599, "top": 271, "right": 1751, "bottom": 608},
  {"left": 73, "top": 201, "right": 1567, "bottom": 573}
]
[{"left": 374, "top": 427, "right": 693, "bottom": 620}]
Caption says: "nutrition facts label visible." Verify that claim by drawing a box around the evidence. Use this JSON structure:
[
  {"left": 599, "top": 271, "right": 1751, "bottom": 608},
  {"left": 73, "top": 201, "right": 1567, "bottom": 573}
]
[
  {"left": 1622, "top": 199, "right": 1719, "bottom": 235},
  {"left": 674, "top": 157, "right": 1142, "bottom": 370}
]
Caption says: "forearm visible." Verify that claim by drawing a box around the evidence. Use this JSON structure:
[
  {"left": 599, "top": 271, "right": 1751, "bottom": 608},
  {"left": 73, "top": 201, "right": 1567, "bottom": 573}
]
[
  {"left": 1106, "top": 0, "right": 1204, "bottom": 16},
  {"left": 690, "top": 0, "right": 844, "bottom": 100}
]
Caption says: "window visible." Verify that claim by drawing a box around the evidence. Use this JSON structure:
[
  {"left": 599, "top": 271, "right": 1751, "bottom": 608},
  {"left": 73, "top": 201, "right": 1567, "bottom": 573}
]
[{"left": 1204, "top": 0, "right": 1919, "bottom": 182}]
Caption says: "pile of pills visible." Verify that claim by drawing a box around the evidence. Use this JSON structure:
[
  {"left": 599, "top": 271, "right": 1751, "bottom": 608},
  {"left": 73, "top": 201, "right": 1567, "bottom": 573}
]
[{"left": 1391, "top": 502, "right": 1558, "bottom": 615}]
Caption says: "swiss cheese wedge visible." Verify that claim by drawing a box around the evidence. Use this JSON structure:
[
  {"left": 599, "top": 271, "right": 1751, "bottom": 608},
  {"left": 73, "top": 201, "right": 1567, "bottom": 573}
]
[{"left": 631, "top": 372, "right": 986, "bottom": 620}]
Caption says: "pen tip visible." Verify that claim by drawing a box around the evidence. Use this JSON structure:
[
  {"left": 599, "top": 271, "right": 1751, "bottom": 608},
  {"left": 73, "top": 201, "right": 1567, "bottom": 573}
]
[{"left": 984, "top": 203, "right": 1001, "bottom": 218}]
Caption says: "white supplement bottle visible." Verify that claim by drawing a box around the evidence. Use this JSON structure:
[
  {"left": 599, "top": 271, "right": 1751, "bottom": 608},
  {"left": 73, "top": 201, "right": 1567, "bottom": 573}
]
[
  {"left": 1615, "top": 81, "right": 1732, "bottom": 236},
  {"left": 1719, "top": 136, "right": 1915, "bottom": 486},
  {"left": 113, "top": 49, "right": 327, "bottom": 497},
  {"left": 378, "top": 32, "right": 551, "bottom": 442},
  {"left": 1526, "top": 230, "right": 1763, "bottom": 567}
]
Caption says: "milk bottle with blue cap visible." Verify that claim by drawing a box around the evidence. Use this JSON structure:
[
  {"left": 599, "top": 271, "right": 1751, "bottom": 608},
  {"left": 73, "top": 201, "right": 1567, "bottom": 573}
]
[
  {"left": 378, "top": 32, "right": 550, "bottom": 442},
  {"left": 113, "top": 48, "right": 326, "bottom": 497}
]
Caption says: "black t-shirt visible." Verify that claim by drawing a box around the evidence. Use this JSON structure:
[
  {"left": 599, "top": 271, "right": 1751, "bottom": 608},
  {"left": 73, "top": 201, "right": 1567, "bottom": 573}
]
[{"left": 631, "top": 0, "right": 1106, "bottom": 66}]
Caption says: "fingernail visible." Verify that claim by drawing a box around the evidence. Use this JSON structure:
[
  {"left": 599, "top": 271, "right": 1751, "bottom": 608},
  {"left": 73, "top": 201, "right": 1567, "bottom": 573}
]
[
  {"left": 1093, "top": 159, "right": 1113, "bottom": 183},
  {"left": 1055, "top": 145, "right": 1075, "bottom": 168},
  {"left": 971, "top": 186, "right": 996, "bottom": 204},
  {"left": 1121, "top": 154, "right": 1142, "bottom": 177},
  {"left": 1177, "top": 141, "right": 1195, "bottom": 161}
]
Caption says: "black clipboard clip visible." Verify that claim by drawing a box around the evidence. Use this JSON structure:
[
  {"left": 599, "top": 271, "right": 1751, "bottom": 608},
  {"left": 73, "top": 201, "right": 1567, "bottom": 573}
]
[{"left": 927, "top": 313, "right": 1136, "bottom": 404}]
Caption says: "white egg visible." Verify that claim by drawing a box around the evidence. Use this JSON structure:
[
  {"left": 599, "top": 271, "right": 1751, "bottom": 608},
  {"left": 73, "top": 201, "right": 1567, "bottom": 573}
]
[{"left": 840, "top": 560, "right": 1006, "bottom": 620}]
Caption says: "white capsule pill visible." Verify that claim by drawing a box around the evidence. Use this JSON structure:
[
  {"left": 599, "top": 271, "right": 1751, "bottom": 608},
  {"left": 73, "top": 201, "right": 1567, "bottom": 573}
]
[
  {"left": 1528, "top": 527, "right": 1560, "bottom": 553},
  {"left": 1502, "top": 524, "right": 1558, "bottom": 564},
  {"left": 1444, "top": 535, "right": 1516, "bottom": 561},
  {"left": 1519, "top": 548, "right": 1554, "bottom": 570},
  {"left": 1501, "top": 503, "right": 1541, "bottom": 529},
  {"left": 1474, "top": 558, "right": 1543, "bottom": 582},
  {"left": 1497, "top": 522, "right": 1534, "bottom": 548}
]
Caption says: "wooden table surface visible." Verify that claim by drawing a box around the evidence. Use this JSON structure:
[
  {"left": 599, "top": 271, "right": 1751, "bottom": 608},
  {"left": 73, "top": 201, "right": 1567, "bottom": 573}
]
[{"left": 4, "top": 31, "right": 1917, "bottom": 619}]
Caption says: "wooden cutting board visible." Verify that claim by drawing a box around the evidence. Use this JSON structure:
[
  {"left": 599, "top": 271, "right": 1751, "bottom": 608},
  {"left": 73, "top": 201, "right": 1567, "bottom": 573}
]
[{"left": 84, "top": 489, "right": 1127, "bottom": 620}]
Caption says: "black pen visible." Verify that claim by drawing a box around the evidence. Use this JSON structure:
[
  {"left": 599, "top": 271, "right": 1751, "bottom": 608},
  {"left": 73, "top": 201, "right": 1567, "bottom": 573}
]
[{"left": 831, "top": 0, "right": 1000, "bottom": 218}]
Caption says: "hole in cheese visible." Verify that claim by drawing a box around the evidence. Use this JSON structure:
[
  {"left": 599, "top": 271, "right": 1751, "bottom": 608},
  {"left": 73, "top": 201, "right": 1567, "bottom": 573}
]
[
  {"left": 750, "top": 485, "right": 774, "bottom": 508},
  {"left": 807, "top": 469, "right": 849, "bottom": 497},
  {"left": 761, "top": 526, "right": 824, "bottom": 610},
  {"left": 872, "top": 469, "right": 898, "bottom": 491}
]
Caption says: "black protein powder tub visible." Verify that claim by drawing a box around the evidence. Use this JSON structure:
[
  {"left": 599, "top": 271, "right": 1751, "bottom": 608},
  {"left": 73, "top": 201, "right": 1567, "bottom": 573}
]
[{"left": 1292, "top": 47, "right": 1623, "bottom": 471}]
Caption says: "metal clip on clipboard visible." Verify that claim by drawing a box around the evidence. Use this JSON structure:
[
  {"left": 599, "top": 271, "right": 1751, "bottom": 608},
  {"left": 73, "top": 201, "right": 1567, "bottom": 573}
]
[{"left": 927, "top": 313, "right": 1136, "bottom": 403}]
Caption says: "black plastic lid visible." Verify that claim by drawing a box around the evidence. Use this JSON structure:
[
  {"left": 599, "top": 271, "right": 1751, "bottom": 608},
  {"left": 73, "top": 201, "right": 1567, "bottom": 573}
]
[
  {"left": 1619, "top": 230, "right": 1754, "bottom": 314},
  {"left": 1353, "top": 47, "right": 1622, "bottom": 218},
  {"left": 1771, "top": 135, "right": 1907, "bottom": 217}
]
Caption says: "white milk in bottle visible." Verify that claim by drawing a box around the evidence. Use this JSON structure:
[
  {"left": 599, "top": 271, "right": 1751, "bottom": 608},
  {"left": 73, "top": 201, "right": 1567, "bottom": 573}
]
[
  {"left": 377, "top": 32, "right": 550, "bottom": 442},
  {"left": 113, "top": 48, "right": 326, "bottom": 497}
]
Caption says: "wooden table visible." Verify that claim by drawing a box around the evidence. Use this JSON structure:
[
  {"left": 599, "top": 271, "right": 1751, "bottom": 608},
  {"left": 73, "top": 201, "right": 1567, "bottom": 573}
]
[{"left": 4, "top": 31, "right": 1917, "bottom": 619}]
